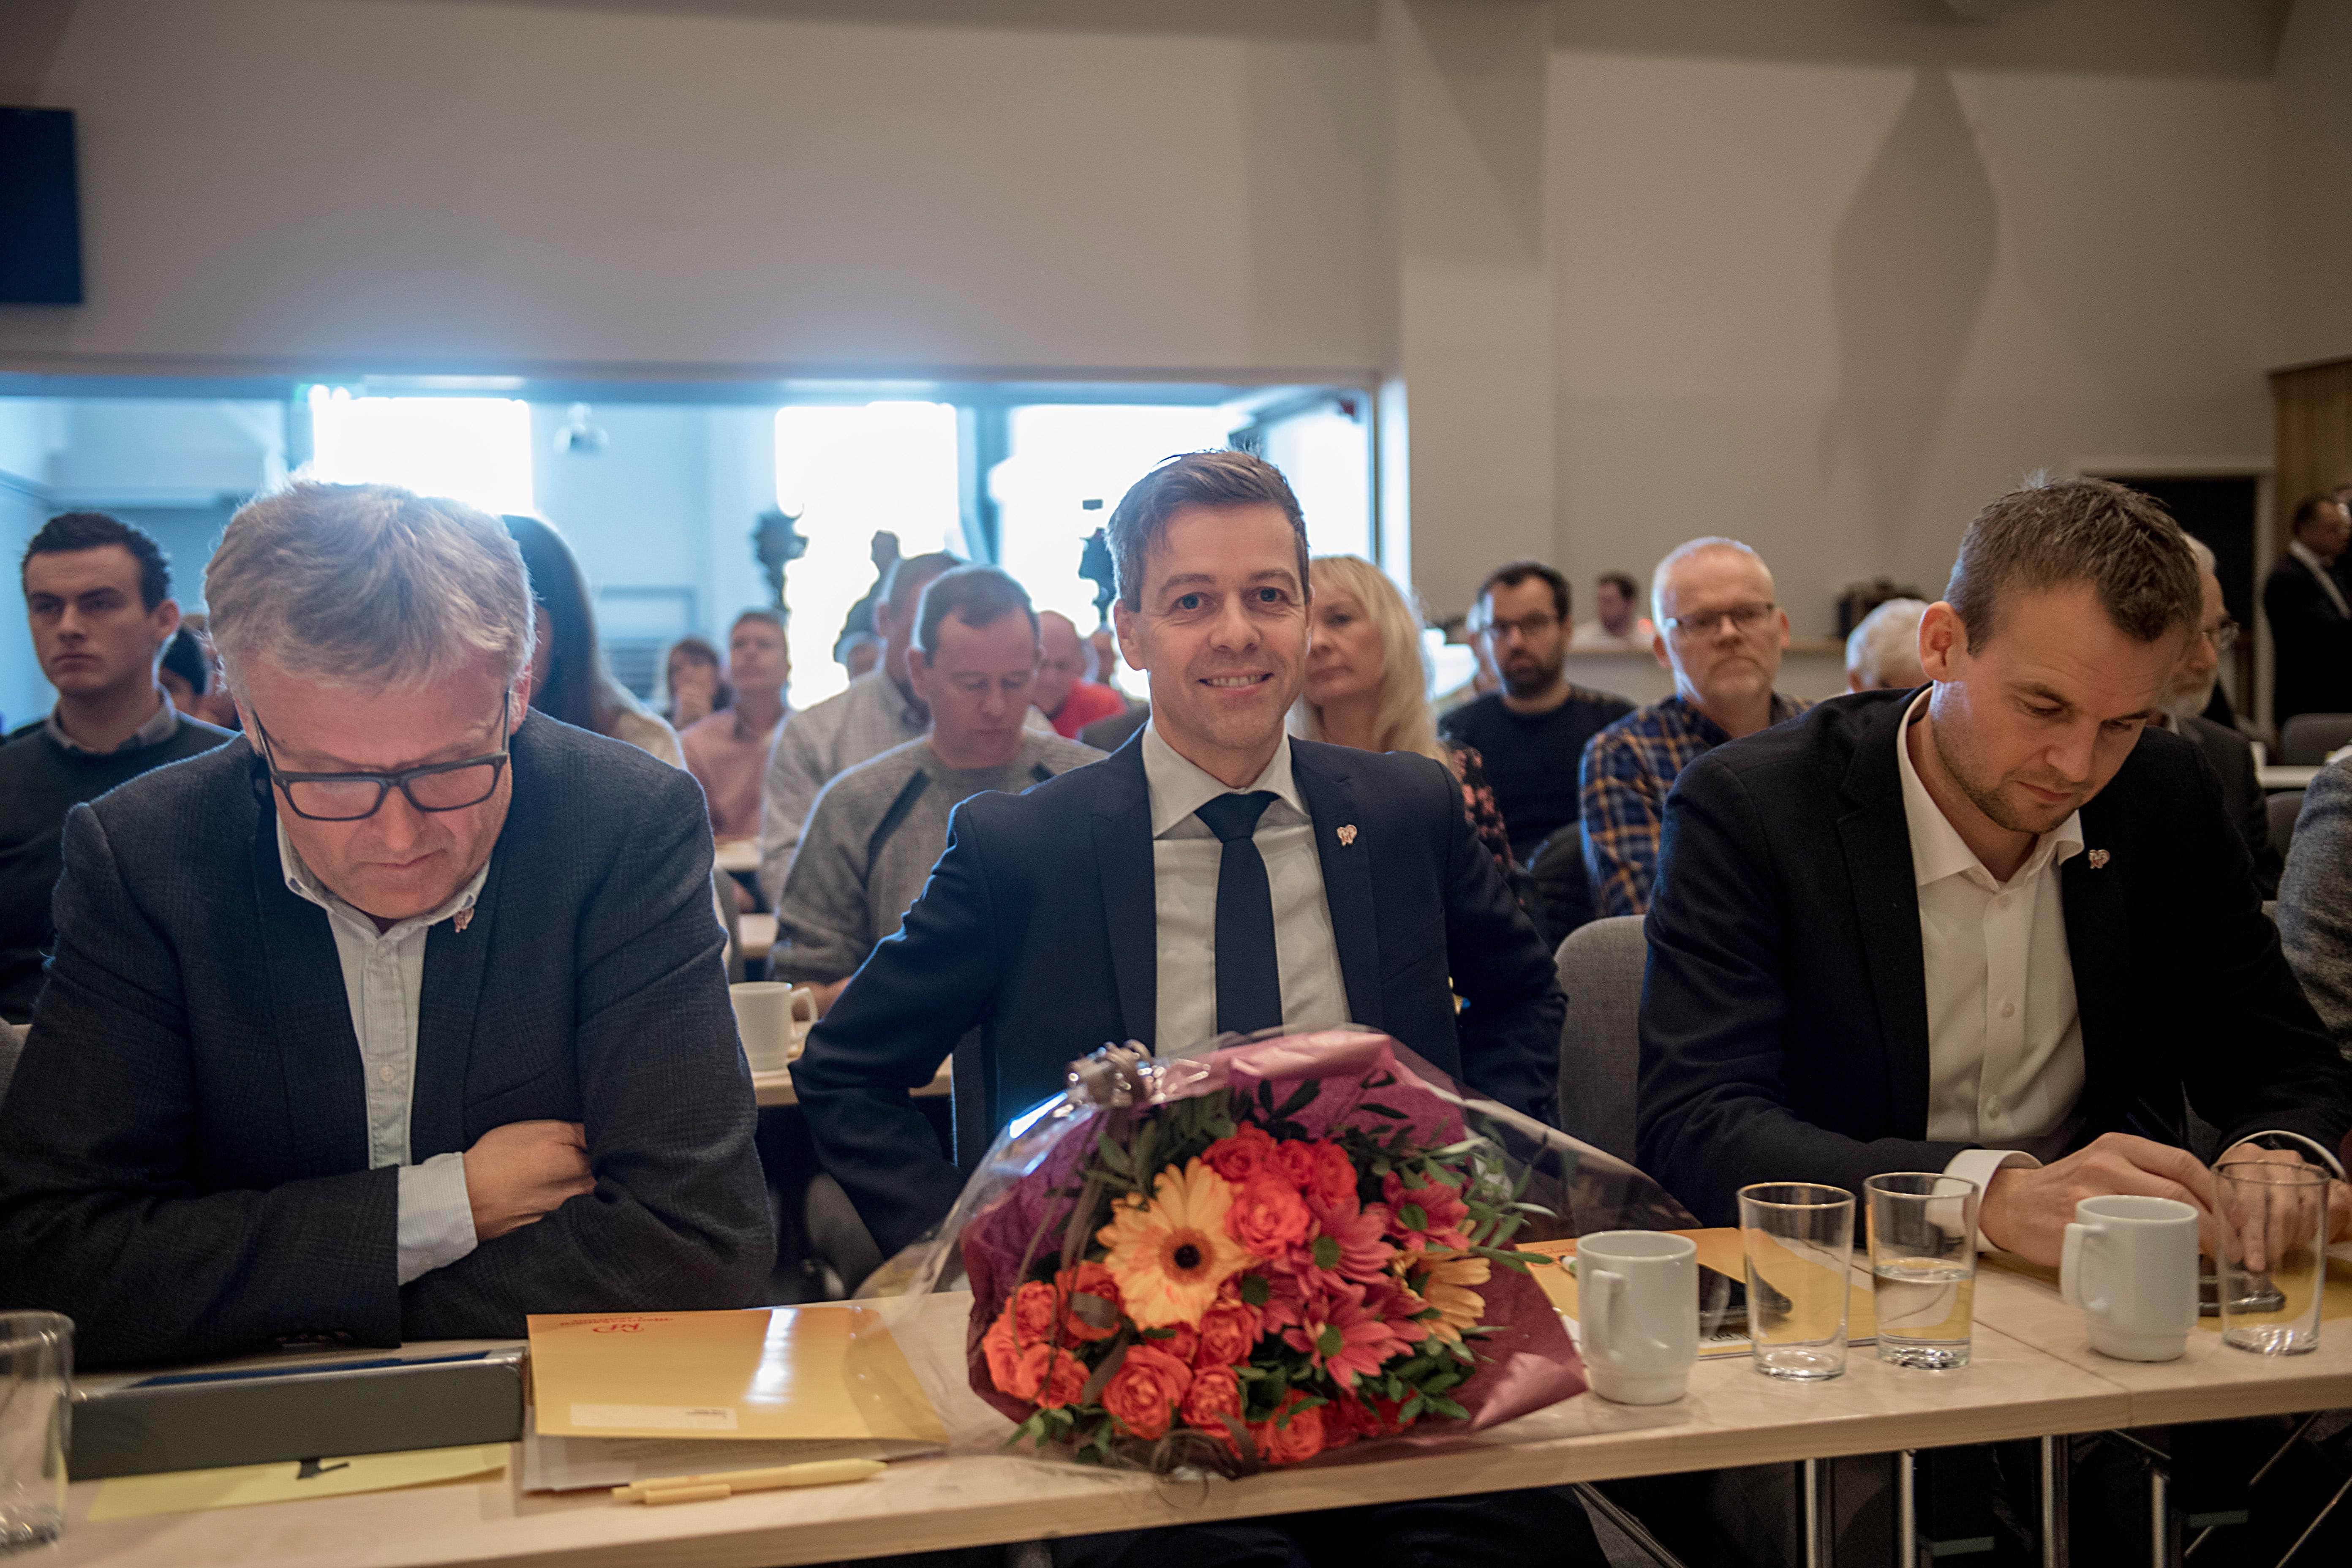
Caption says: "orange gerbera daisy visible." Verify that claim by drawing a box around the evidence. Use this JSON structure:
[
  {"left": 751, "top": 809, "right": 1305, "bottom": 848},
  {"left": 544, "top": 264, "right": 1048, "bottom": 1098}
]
[
  {"left": 1095, "top": 1159, "right": 1258, "bottom": 1328},
  {"left": 1409, "top": 1250, "right": 1490, "bottom": 1342}
]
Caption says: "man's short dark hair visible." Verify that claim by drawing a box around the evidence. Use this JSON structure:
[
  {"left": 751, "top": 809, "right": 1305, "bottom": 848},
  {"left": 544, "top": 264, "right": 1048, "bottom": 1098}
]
[
  {"left": 881, "top": 552, "right": 964, "bottom": 623},
  {"left": 1598, "top": 570, "right": 1638, "bottom": 602},
  {"left": 1473, "top": 561, "right": 1570, "bottom": 624},
  {"left": 912, "top": 564, "right": 1039, "bottom": 658},
  {"left": 1945, "top": 478, "right": 2200, "bottom": 649},
  {"left": 160, "top": 626, "right": 208, "bottom": 696},
  {"left": 2291, "top": 491, "right": 2346, "bottom": 533},
  {"left": 22, "top": 511, "right": 171, "bottom": 610},
  {"left": 731, "top": 607, "right": 787, "bottom": 637},
  {"left": 1105, "top": 450, "right": 1309, "bottom": 610}
]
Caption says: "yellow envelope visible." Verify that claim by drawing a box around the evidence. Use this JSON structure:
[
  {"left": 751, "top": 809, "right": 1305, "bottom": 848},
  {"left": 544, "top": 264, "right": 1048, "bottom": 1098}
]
[
  {"left": 86, "top": 1443, "right": 506, "bottom": 1521},
  {"left": 528, "top": 1305, "right": 945, "bottom": 1446}
]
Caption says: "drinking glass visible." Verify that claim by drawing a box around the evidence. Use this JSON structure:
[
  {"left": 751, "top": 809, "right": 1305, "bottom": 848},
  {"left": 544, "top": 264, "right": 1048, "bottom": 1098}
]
[
  {"left": 1864, "top": 1173, "right": 1978, "bottom": 1369},
  {"left": 2214, "top": 1160, "right": 2330, "bottom": 1356},
  {"left": 0, "top": 1313, "right": 71, "bottom": 1552},
  {"left": 1737, "top": 1182, "right": 1854, "bottom": 1380}
]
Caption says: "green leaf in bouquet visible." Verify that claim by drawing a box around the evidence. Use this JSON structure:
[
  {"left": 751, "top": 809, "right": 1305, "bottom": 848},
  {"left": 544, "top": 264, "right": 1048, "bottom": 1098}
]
[
  {"left": 1398, "top": 1392, "right": 1424, "bottom": 1422},
  {"left": 1315, "top": 1326, "right": 1343, "bottom": 1358},
  {"left": 1312, "top": 1235, "right": 1340, "bottom": 1271},
  {"left": 1424, "top": 1393, "right": 1469, "bottom": 1421},
  {"left": 1130, "top": 1122, "right": 1159, "bottom": 1183},
  {"left": 1398, "top": 1203, "right": 1428, "bottom": 1232},
  {"left": 1094, "top": 1130, "right": 1132, "bottom": 1176},
  {"left": 1240, "top": 1273, "right": 1271, "bottom": 1307},
  {"left": 1360, "top": 1069, "right": 1396, "bottom": 1090}
]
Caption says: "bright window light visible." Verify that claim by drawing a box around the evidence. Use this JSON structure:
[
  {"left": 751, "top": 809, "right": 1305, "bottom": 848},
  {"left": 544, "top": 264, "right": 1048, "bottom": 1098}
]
[
  {"left": 773, "top": 401, "right": 962, "bottom": 708},
  {"left": 305, "top": 389, "right": 535, "bottom": 516}
]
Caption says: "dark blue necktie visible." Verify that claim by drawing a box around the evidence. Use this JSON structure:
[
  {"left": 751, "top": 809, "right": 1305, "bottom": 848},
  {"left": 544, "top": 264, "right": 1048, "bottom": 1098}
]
[{"left": 1195, "top": 790, "right": 1283, "bottom": 1037}]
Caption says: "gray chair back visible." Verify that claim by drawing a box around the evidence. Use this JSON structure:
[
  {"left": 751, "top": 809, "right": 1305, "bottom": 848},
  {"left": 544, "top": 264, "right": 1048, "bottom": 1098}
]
[
  {"left": 0, "top": 1018, "right": 23, "bottom": 1108},
  {"left": 1554, "top": 915, "right": 1646, "bottom": 1164},
  {"left": 2280, "top": 713, "right": 2352, "bottom": 765},
  {"left": 2268, "top": 789, "right": 2306, "bottom": 866}
]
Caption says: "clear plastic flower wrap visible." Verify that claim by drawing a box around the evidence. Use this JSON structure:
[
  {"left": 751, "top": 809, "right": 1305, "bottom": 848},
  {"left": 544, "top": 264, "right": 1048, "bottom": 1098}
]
[{"left": 860, "top": 1027, "right": 1704, "bottom": 1476}]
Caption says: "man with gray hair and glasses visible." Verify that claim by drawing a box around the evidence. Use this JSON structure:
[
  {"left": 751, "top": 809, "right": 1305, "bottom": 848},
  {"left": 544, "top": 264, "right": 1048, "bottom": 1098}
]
[
  {"left": 0, "top": 481, "right": 772, "bottom": 1367},
  {"left": 2149, "top": 534, "right": 2279, "bottom": 897}
]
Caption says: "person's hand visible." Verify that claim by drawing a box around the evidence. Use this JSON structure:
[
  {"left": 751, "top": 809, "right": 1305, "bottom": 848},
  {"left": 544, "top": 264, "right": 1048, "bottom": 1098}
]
[
  {"left": 2214, "top": 1143, "right": 2349, "bottom": 1273},
  {"left": 464, "top": 1120, "right": 594, "bottom": 1242},
  {"left": 1978, "top": 1133, "right": 2220, "bottom": 1265}
]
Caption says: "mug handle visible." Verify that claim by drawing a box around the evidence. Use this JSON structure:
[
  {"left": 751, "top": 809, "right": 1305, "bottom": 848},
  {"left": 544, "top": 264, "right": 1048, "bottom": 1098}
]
[
  {"left": 788, "top": 986, "right": 819, "bottom": 1027},
  {"left": 1587, "top": 1266, "right": 1625, "bottom": 1366},
  {"left": 2061, "top": 1221, "right": 2104, "bottom": 1315}
]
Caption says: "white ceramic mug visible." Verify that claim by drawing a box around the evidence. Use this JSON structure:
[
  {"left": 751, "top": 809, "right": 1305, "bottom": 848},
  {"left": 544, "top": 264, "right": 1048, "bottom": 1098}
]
[
  {"left": 787, "top": 985, "right": 819, "bottom": 1054},
  {"left": 729, "top": 981, "right": 796, "bottom": 1075},
  {"left": 1576, "top": 1230, "right": 1700, "bottom": 1405},
  {"left": 2060, "top": 1194, "right": 2200, "bottom": 1362}
]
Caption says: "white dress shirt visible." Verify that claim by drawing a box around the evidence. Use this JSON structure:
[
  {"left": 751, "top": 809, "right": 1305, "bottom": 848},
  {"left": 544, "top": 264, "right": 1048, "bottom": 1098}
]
[
  {"left": 1895, "top": 693, "right": 2088, "bottom": 1214},
  {"left": 1139, "top": 723, "right": 1350, "bottom": 1057},
  {"left": 278, "top": 823, "right": 489, "bottom": 1285}
]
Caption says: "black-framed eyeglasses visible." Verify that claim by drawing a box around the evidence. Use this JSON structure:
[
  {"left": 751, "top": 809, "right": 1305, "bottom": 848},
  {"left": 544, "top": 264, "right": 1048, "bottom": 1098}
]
[
  {"left": 253, "top": 693, "right": 512, "bottom": 822},
  {"left": 1661, "top": 602, "right": 1778, "bottom": 639}
]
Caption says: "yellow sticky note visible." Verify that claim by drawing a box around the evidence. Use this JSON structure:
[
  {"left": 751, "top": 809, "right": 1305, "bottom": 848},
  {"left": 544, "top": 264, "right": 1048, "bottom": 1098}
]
[{"left": 86, "top": 1443, "right": 507, "bottom": 1520}]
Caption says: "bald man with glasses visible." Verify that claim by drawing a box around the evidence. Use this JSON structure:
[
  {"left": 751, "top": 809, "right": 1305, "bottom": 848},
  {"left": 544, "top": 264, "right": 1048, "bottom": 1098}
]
[
  {"left": 0, "top": 482, "right": 772, "bottom": 1368},
  {"left": 1580, "top": 537, "right": 1810, "bottom": 918}
]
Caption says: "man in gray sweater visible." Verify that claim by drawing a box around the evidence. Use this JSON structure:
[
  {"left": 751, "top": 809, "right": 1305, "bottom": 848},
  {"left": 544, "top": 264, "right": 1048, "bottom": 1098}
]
[{"left": 772, "top": 566, "right": 1099, "bottom": 1011}]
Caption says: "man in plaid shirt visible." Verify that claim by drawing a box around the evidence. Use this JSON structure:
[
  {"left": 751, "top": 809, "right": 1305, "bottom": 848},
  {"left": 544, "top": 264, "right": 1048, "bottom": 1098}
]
[{"left": 1581, "top": 537, "right": 1810, "bottom": 917}]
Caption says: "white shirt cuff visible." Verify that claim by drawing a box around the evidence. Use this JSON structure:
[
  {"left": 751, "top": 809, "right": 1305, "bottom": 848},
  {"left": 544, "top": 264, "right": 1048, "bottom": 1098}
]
[
  {"left": 1943, "top": 1146, "right": 2042, "bottom": 1254},
  {"left": 395, "top": 1151, "right": 479, "bottom": 1285},
  {"left": 2219, "top": 1130, "right": 2347, "bottom": 1180}
]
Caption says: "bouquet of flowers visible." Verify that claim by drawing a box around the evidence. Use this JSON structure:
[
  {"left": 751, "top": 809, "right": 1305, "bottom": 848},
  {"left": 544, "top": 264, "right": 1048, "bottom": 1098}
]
[{"left": 952, "top": 1030, "right": 1602, "bottom": 1473}]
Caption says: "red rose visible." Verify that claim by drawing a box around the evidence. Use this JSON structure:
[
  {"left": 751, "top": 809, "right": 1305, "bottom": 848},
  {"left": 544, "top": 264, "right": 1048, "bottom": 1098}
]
[
  {"left": 982, "top": 1305, "right": 1023, "bottom": 1392},
  {"left": 1250, "top": 1391, "right": 1328, "bottom": 1464},
  {"left": 1195, "top": 1300, "right": 1260, "bottom": 1366},
  {"left": 1156, "top": 1323, "right": 1200, "bottom": 1364},
  {"left": 1275, "top": 1141, "right": 1358, "bottom": 1212},
  {"left": 1202, "top": 1124, "right": 1277, "bottom": 1182},
  {"left": 1227, "top": 1171, "right": 1313, "bottom": 1257},
  {"left": 1011, "top": 1279, "right": 1061, "bottom": 1345},
  {"left": 1100, "top": 1343, "right": 1193, "bottom": 1440},
  {"left": 1009, "top": 1342, "right": 1090, "bottom": 1408},
  {"left": 1181, "top": 1364, "right": 1244, "bottom": 1447},
  {"left": 1055, "top": 1261, "right": 1123, "bottom": 1343}
]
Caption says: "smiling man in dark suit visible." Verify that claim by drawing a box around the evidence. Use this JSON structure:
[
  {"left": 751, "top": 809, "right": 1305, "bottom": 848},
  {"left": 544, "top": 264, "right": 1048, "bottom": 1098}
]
[
  {"left": 1641, "top": 479, "right": 2352, "bottom": 1265},
  {"left": 794, "top": 449, "right": 1582, "bottom": 1568},
  {"left": 794, "top": 450, "right": 1563, "bottom": 1258},
  {"left": 0, "top": 482, "right": 772, "bottom": 1367}
]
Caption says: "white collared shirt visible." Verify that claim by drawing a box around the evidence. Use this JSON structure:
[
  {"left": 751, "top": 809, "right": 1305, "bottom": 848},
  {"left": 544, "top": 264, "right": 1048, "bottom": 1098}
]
[
  {"left": 278, "top": 822, "right": 490, "bottom": 1285},
  {"left": 2289, "top": 540, "right": 2351, "bottom": 618},
  {"left": 1140, "top": 723, "right": 1350, "bottom": 1057},
  {"left": 1895, "top": 693, "right": 2090, "bottom": 1211}
]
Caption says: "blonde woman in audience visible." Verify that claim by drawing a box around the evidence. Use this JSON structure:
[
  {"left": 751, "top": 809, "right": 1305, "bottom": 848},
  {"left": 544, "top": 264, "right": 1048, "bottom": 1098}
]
[
  {"left": 1291, "top": 554, "right": 1514, "bottom": 870},
  {"left": 502, "top": 512, "right": 683, "bottom": 767}
]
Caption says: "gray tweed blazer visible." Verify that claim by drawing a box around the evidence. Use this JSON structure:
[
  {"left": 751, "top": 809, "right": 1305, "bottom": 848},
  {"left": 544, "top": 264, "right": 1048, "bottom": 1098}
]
[
  {"left": 0, "top": 717, "right": 772, "bottom": 1366},
  {"left": 2281, "top": 757, "right": 2352, "bottom": 1061}
]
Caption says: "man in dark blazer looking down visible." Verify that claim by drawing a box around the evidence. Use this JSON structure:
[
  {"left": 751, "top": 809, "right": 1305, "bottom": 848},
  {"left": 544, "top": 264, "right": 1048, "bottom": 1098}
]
[
  {"left": 1640, "top": 479, "right": 2352, "bottom": 1265},
  {"left": 794, "top": 449, "right": 1585, "bottom": 1568},
  {"left": 0, "top": 482, "right": 772, "bottom": 1367}
]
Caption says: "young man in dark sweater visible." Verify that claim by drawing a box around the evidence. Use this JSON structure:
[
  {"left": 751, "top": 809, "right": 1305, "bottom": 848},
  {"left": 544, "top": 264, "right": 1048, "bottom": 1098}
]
[
  {"left": 1437, "top": 560, "right": 1633, "bottom": 863},
  {"left": 0, "top": 513, "right": 230, "bottom": 1021}
]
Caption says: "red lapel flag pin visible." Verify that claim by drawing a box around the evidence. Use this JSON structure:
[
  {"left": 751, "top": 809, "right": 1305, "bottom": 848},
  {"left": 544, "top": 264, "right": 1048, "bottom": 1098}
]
[
  {"left": 2087, "top": 849, "right": 2109, "bottom": 870},
  {"left": 1337, "top": 825, "right": 1358, "bottom": 847}
]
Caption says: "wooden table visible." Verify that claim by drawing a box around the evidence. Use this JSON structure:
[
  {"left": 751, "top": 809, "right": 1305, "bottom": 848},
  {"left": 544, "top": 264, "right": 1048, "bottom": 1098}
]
[
  {"left": 53, "top": 1291, "right": 2134, "bottom": 1568},
  {"left": 751, "top": 1059, "right": 951, "bottom": 1108},
  {"left": 2257, "top": 764, "right": 2322, "bottom": 792}
]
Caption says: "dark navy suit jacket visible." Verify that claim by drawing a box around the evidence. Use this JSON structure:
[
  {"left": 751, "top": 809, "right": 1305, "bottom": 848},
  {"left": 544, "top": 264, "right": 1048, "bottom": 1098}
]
[
  {"left": 0, "top": 718, "right": 773, "bottom": 1366},
  {"left": 1639, "top": 689, "right": 2352, "bottom": 1225},
  {"left": 792, "top": 732, "right": 1565, "bottom": 1255}
]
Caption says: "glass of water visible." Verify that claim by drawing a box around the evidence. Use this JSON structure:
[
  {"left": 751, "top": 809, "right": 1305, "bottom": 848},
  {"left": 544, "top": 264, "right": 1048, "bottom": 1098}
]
[
  {"left": 2214, "top": 1160, "right": 2330, "bottom": 1356},
  {"left": 0, "top": 1313, "right": 71, "bottom": 1552},
  {"left": 1737, "top": 1182, "right": 1855, "bottom": 1380},
  {"left": 1865, "top": 1173, "right": 1979, "bottom": 1369}
]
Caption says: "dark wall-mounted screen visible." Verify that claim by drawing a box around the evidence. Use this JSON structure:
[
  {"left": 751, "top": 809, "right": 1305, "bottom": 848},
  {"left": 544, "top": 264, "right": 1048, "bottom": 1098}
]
[{"left": 0, "top": 107, "right": 83, "bottom": 304}]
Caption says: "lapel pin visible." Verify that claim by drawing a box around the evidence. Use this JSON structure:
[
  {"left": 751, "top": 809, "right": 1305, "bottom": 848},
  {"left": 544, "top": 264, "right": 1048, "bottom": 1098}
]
[
  {"left": 2087, "top": 849, "right": 2110, "bottom": 870},
  {"left": 452, "top": 907, "right": 475, "bottom": 934},
  {"left": 1337, "top": 824, "right": 1358, "bottom": 847}
]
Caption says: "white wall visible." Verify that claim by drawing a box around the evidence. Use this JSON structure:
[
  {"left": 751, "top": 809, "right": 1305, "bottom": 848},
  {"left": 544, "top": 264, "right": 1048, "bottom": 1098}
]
[
  {"left": 2272, "top": 0, "right": 2352, "bottom": 368},
  {"left": 1545, "top": 44, "right": 2273, "bottom": 639},
  {"left": 0, "top": 0, "right": 1383, "bottom": 378}
]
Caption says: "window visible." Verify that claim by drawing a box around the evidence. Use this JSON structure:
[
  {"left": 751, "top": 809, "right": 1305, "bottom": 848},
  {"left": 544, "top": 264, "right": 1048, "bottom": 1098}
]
[
  {"left": 304, "top": 389, "right": 534, "bottom": 516},
  {"left": 773, "top": 402, "right": 962, "bottom": 708}
]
